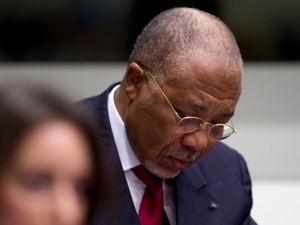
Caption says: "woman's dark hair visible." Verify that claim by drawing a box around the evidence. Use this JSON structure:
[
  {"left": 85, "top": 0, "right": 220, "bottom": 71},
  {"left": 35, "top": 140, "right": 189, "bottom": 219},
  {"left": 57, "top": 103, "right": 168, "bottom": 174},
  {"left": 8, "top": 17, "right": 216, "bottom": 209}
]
[{"left": 0, "top": 80, "right": 104, "bottom": 218}]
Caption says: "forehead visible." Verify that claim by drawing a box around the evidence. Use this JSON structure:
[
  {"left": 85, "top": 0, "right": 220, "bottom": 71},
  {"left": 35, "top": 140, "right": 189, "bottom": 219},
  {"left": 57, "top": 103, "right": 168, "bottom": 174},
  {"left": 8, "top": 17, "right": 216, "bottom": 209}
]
[
  {"left": 167, "top": 51, "right": 241, "bottom": 94},
  {"left": 164, "top": 52, "right": 242, "bottom": 116},
  {"left": 8, "top": 120, "right": 92, "bottom": 176}
]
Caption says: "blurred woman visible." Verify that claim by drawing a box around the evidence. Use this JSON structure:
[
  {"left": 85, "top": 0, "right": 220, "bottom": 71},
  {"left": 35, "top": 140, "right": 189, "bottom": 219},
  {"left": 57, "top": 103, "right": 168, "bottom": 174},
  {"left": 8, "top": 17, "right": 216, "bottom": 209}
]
[{"left": 0, "top": 81, "right": 102, "bottom": 225}]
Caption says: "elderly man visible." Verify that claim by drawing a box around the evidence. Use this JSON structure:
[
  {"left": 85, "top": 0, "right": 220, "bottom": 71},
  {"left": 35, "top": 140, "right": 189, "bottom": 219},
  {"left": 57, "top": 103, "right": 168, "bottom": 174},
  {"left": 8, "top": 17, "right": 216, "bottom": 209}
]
[{"left": 80, "top": 7, "right": 257, "bottom": 225}]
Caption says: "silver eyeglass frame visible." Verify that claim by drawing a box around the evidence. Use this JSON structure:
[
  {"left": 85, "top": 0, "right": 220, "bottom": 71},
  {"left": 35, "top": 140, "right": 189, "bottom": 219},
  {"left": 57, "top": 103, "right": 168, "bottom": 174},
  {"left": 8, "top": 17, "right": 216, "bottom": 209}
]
[{"left": 139, "top": 64, "right": 237, "bottom": 140}]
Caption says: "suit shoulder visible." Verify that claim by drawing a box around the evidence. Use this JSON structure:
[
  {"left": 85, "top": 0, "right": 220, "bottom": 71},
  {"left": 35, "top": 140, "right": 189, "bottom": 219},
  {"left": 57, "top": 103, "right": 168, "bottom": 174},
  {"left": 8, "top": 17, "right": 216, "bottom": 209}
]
[
  {"left": 196, "top": 141, "right": 248, "bottom": 176},
  {"left": 207, "top": 141, "right": 241, "bottom": 158},
  {"left": 75, "top": 82, "right": 120, "bottom": 109},
  {"left": 77, "top": 95, "right": 103, "bottom": 108}
]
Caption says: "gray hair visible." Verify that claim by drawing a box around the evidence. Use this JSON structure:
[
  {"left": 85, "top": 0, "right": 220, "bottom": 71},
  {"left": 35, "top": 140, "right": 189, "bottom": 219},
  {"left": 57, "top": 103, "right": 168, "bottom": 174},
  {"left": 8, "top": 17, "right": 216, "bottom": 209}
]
[{"left": 129, "top": 7, "right": 242, "bottom": 82}]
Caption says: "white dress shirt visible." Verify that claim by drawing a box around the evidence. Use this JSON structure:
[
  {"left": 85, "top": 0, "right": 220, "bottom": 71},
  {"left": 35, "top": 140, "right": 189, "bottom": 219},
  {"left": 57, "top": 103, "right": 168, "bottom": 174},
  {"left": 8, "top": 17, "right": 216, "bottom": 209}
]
[{"left": 108, "top": 85, "right": 176, "bottom": 225}]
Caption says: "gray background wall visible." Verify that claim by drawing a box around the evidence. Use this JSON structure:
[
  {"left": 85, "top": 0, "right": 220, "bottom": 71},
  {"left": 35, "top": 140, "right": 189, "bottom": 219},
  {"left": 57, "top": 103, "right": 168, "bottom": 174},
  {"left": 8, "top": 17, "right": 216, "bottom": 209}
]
[{"left": 0, "top": 62, "right": 299, "bottom": 179}]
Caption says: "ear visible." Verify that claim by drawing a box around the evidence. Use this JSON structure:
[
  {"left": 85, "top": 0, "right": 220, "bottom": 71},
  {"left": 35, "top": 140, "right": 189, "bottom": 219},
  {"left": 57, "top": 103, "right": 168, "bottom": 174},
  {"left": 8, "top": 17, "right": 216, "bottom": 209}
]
[{"left": 125, "top": 62, "right": 146, "bottom": 101}]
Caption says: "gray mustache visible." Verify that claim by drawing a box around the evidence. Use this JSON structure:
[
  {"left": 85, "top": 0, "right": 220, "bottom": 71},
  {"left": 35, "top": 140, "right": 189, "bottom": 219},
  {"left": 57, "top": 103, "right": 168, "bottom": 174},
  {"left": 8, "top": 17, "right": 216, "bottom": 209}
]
[{"left": 171, "top": 148, "right": 199, "bottom": 161}]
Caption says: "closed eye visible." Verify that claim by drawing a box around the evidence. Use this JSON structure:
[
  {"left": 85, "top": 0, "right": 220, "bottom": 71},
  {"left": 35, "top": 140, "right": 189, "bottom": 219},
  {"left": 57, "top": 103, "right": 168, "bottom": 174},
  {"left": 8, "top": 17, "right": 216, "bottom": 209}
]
[
  {"left": 174, "top": 108, "right": 191, "bottom": 118},
  {"left": 18, "top": 172, "right": 51, "bottom": 192}
]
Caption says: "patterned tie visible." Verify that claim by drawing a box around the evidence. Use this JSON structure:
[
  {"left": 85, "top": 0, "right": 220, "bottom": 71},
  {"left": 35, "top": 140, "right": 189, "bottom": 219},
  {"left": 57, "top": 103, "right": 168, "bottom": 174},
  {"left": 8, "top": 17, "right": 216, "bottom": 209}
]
[{"left": 132, "top": 165, "right": 165, "bottom": 225}]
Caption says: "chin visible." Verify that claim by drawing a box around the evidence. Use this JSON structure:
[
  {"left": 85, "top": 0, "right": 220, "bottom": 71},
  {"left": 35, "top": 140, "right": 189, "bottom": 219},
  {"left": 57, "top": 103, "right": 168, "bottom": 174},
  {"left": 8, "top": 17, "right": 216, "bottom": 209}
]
[{"left": 144, "top": 160, "right": 181, "bottom": 179}]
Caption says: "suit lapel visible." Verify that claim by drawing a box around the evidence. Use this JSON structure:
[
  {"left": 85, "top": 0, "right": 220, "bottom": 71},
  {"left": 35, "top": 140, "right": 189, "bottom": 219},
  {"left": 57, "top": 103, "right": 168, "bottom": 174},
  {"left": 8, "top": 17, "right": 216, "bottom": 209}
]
[
  {"left": 83, "top": 84, "right": 140, "bottom": 225},
  {"left": 175, "top": 164, "right": 223, "bottom": 225},
  {"left": 82, "top": 84, "right": 223, "bottom": 225}
]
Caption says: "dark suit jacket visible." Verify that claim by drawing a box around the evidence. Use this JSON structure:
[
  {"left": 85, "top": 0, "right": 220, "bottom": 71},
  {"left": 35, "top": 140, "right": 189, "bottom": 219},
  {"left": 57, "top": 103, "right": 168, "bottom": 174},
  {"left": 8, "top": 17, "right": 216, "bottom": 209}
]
[{"left": 79, "top": 83, "right": 257, "bottom": 225}]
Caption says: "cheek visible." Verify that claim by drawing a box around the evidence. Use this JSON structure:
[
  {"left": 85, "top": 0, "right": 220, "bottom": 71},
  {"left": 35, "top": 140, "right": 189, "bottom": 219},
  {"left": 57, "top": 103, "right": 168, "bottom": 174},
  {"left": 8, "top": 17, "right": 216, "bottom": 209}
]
[
  {"left": 0, "top": 183, "right": 89, "bottom": 225},
  {"left": 126, "top": 95, "right": 183, "bottom": 160},
  {"left": 74, "top": 200, "right": 89, "bottom": 224},
  {"left": 0, "top": 187, "right": 44, "bottom": 225},
  {"left": 134, "top": 126, "right": 181, "bottom": 160}
]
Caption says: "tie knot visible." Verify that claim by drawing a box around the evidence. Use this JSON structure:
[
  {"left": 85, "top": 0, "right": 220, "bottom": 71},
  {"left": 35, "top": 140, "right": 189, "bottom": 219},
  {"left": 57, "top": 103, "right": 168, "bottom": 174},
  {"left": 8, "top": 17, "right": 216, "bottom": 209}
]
[{"left": 132, "top": 165, "right": 162, "bottom": 190}]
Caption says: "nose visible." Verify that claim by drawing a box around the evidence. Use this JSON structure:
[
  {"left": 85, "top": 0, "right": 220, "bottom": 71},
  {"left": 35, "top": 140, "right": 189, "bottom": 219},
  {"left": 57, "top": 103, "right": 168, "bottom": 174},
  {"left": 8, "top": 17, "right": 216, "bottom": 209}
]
[
  {"left": 51, "top": 186, "right": 87, "bottom": 225},
  {"left": 181, "top": 126, "right": 209, "bottom": 153}
]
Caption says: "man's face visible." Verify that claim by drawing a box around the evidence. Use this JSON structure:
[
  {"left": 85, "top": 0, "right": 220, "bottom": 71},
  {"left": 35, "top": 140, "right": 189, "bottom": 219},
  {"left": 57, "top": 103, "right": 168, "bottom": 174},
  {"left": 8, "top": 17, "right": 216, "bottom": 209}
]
[{"left": 124, "top": 53, "right": 242, "bottom": 179}]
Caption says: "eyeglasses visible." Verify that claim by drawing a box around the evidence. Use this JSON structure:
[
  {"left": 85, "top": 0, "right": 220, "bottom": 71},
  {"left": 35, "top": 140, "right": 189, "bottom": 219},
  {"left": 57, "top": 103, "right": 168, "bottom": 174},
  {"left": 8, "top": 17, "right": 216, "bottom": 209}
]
[{"left": 140, "top": 65, "right": 236, "bottom": 141}]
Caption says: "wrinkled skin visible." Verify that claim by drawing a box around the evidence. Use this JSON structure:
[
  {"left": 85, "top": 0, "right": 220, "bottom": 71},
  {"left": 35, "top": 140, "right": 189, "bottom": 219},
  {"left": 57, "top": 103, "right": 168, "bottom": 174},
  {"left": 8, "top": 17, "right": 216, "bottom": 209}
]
[{"left": 116, "top": 52, "right": 241, "bottom": 179}]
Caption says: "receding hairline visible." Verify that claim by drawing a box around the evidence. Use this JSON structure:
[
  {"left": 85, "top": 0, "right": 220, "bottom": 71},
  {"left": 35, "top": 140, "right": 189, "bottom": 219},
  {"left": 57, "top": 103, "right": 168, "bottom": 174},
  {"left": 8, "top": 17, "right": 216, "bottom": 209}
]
[{"left": 129, "top": 7, "right": 242, "bottom": 82}]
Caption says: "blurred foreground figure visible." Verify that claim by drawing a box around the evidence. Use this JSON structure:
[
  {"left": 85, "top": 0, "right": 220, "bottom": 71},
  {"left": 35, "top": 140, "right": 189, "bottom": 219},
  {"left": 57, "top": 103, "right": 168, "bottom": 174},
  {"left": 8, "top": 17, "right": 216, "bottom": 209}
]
[
  {"left": 80, "top": 7, "right": 257, "bottom": 225},
  {"left": 0, "top": 81, "right": 102, "bottom": 225}
]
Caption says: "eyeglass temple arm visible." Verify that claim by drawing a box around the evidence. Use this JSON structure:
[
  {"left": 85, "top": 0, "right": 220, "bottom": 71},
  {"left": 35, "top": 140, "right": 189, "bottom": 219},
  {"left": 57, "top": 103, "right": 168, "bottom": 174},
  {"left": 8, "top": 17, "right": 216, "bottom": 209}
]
[
  {"left": 143, "top": 66, "right": 237, "bottom": 134},
  {"left": 229, "top": 119, "right": 236, "bottom": 133},
  {"left": 143, "top": 68, "right": 182, "bottom": 120}
]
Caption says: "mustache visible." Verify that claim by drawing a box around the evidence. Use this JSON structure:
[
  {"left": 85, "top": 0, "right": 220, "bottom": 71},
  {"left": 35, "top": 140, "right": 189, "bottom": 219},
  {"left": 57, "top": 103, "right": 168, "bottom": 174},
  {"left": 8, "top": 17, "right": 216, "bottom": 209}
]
[{"left": 170, "top": 148, "right": 200, "bottom": 162}]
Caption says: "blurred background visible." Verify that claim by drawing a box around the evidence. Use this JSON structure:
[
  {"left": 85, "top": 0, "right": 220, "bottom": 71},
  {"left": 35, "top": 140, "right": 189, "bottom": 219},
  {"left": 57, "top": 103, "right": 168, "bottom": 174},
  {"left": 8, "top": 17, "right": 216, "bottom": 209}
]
[
  {"left": 0, "top": 0, "right": 299, "bottom": 224},
  {"left": 0, "top": 0, "right": 299, "bottom": 62}
]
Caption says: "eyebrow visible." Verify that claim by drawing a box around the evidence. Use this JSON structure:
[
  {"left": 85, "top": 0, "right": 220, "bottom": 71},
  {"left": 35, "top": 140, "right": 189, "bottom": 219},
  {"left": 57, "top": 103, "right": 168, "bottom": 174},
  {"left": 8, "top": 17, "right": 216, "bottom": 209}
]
[
  {"left": 222, "top": 112, "right": 235, "bottom": 117},
  {"left": 187, "top": 101, "right": 207, "bottom": 112},
  {"left": 187, "top": 101, "right": 235, "bottom": 117}
]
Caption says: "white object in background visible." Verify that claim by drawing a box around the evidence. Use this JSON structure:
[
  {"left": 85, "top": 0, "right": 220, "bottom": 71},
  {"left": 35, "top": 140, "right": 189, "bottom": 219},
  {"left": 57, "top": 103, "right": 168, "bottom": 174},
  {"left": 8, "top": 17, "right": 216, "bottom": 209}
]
[{"left": 251, "top": 179, "right": 300, "bottom": 225}]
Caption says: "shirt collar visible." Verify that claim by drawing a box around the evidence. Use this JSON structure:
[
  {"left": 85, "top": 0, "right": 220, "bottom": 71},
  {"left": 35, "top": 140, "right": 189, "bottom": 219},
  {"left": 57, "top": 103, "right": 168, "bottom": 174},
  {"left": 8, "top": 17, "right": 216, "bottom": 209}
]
[{"left": 108, "top": 85, "right": 140, "bottom": 171}]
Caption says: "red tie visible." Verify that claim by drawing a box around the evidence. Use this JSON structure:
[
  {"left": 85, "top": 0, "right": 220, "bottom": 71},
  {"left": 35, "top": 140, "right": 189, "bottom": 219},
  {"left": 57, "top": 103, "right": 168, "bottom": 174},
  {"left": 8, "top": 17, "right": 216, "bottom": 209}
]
[{"left": 132, "top": 165, "right": 164, "bottom": 225}]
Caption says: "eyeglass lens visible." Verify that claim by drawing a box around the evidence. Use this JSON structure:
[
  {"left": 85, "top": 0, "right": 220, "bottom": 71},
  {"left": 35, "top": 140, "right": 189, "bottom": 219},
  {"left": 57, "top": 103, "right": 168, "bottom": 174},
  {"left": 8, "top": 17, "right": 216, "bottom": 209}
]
[{"left": 178, "top": 118, "right": 234, "bottom": 140}]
